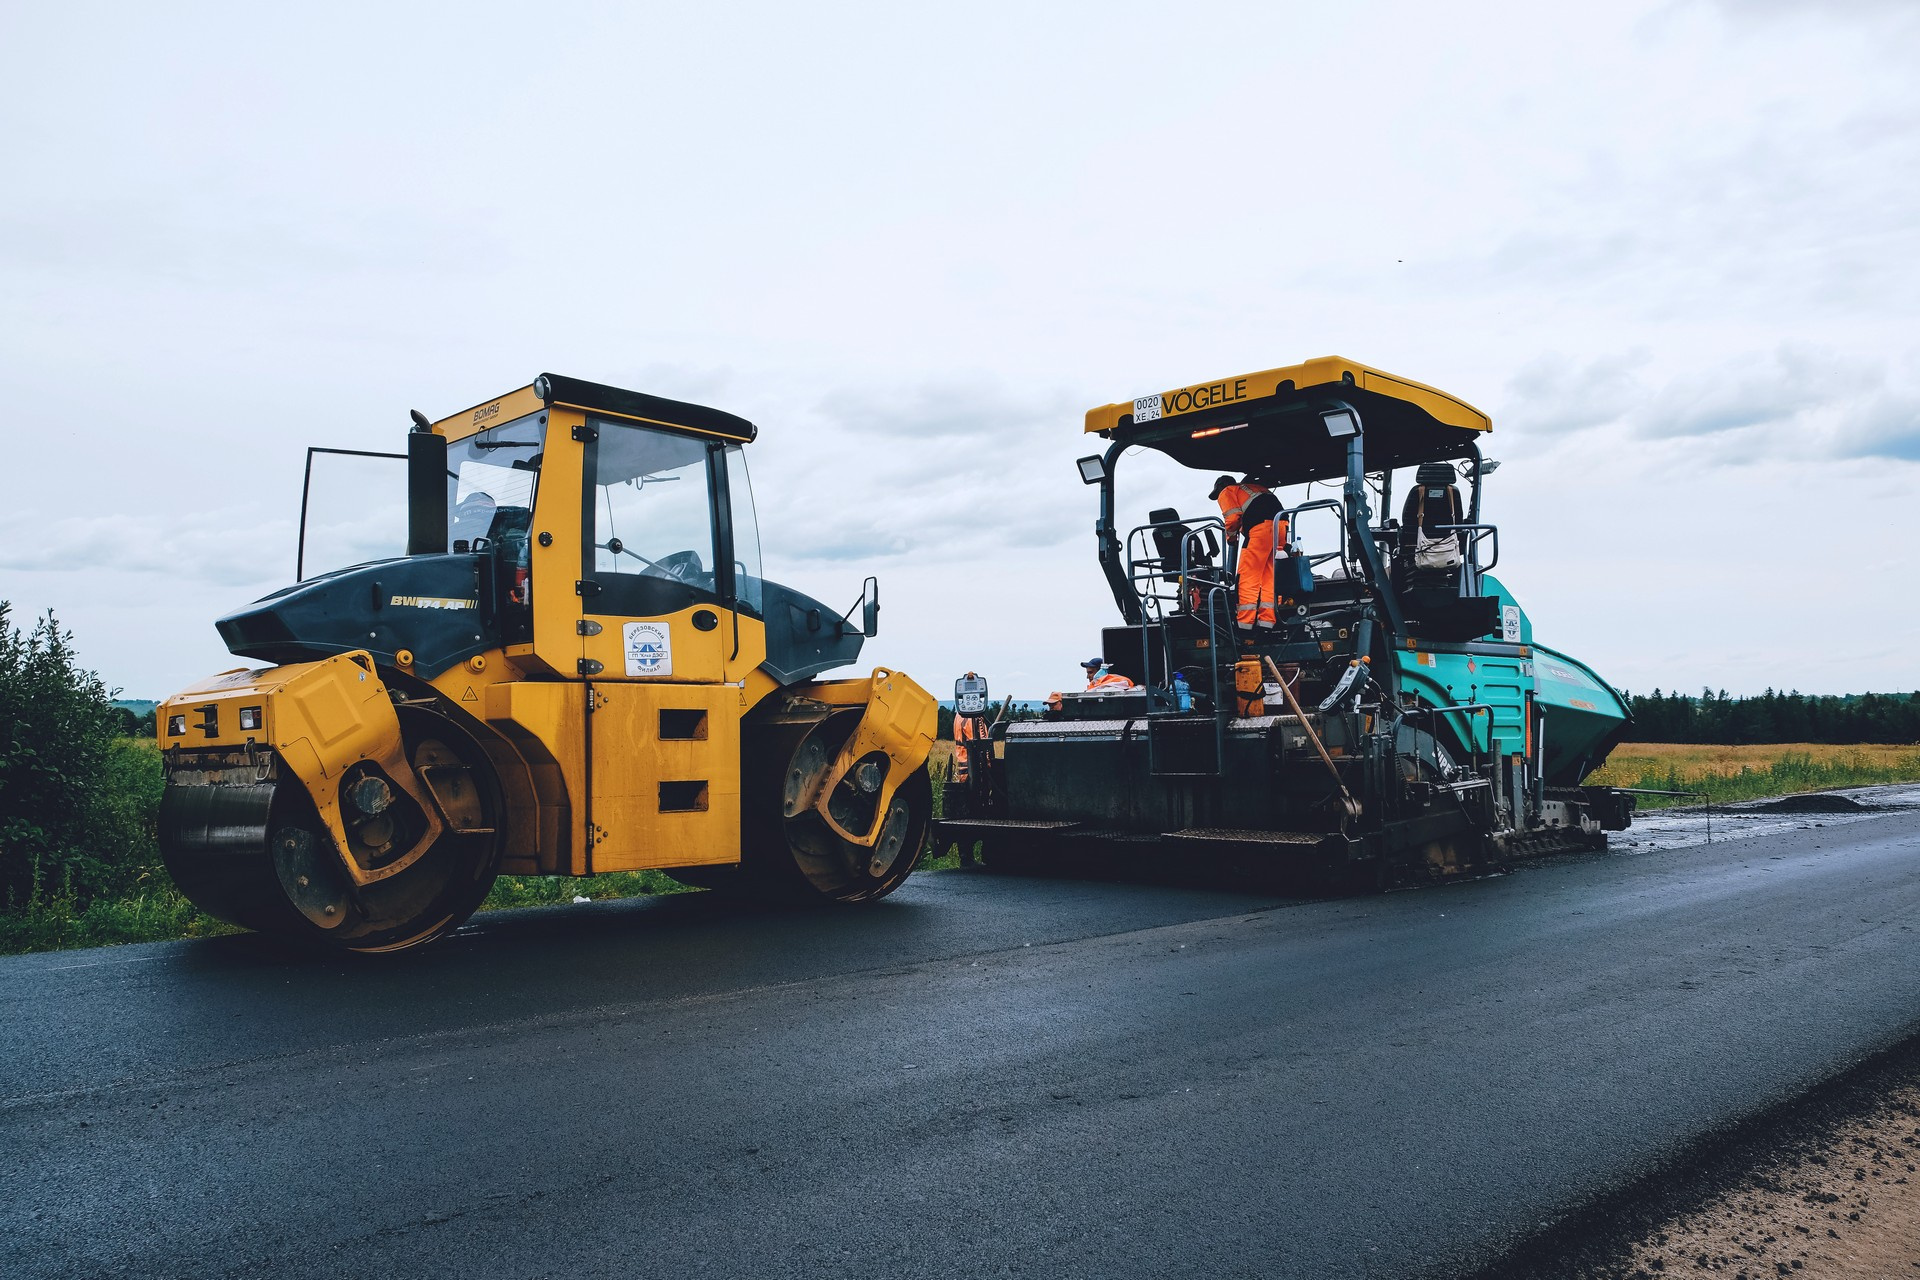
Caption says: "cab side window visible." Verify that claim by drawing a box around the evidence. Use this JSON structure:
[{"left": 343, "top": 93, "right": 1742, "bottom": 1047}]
[{"left": 586, "top": 420, "right": 720, "bottom": 617}]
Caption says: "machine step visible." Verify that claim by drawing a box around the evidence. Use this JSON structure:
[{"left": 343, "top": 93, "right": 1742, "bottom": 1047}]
[
  {"left": 1164, "top": 827, "right": 1330, "bottom": 847},
  {"left": 935, "top": 818, "right": 1083, "bottom": 833}
]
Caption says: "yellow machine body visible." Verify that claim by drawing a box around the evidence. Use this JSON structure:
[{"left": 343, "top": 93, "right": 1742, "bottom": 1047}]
[
  {"left": 157, "top": 659, "right": 933, "bottom": 879},
  {"left": 156, "top": 374, "right": 937, "bottom": 949}
]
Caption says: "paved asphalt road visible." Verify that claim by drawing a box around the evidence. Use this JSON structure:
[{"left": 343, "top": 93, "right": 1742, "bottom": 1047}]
[{"left": 5, "top": 807, "right": 1920, "bottom": 1279}]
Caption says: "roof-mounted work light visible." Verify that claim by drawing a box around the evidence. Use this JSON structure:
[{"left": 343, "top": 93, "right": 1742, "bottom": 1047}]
[
  {"left": 1321, "top": 408, "right": 1359, "bottom": 438},
  {"left": 1076, "top": 455, "right": 1108, "bottom": 485}
]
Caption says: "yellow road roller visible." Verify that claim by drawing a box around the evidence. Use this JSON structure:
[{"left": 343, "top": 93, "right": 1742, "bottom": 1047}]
[{"left": 156, "top": 375, "right": 937, "bottom": 951}]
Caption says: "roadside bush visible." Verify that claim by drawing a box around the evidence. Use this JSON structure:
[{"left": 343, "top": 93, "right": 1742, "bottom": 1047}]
[{"left": 0, "top": 602, "right": 163, "bottom": 910}]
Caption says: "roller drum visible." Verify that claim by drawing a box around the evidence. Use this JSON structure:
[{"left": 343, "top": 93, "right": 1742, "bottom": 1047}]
[
  {"left": 739, "top": 704, "right": 931, "bottom": 903},
  {"left": 158, "top": 707, "right": 503, "bottom": 952}
]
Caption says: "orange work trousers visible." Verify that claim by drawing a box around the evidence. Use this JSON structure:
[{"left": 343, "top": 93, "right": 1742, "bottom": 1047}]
[{"left": 1235, "top": 521, "right": 1277, "bottom": 626}]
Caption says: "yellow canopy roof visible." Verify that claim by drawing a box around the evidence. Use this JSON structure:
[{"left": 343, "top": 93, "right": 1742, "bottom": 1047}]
[
  {"left": 1083, "top": 356, "right": 1491, "bottom": 485},
  {"left": 1085, "top": 356, "right": 1489, "bottom": 436}
]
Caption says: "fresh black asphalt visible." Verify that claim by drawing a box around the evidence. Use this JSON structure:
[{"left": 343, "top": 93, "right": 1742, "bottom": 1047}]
[{"left": 4, "top": 808, "right": 1919, "bottom": 1279}]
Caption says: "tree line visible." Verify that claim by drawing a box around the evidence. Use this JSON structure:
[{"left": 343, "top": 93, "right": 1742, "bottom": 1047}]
[
  {"left": 1625, "top": 688, "right": 1920, "bottom": 745},
  {"left": 935, "top": 699, "right": 1044, "bottom": 739}
]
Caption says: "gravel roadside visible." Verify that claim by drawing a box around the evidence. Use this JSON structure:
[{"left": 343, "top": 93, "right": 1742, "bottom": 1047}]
[{"left": 1472, "top": 1033, "right": 1920, "bottom": 1279}]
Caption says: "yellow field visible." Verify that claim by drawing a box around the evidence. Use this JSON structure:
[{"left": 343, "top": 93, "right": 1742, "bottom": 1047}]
[
  {"left": 1587, "top": 742, "right": 1920, "bottom": 784},
  {"left": 1585, "top": 741, "right": 1920, "bottom": 806}
]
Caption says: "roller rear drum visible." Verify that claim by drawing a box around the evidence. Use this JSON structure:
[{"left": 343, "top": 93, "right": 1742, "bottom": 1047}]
[
  {"left": 737, "top": 705, "right": 932, "bottom": 903},
  {"left": 160, "top": 707, "right": 503, "bottom": 953}
]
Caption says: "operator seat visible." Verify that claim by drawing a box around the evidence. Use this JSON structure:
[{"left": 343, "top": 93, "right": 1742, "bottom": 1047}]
[
  {"left": 1147, "top": 508, "right": 1217, "bottom": 582},
  {"left": 1397, "top": 463, "right": 1467, "bottom": 587},
  {"left": 1396, "top": 461, "right": 1501, "bottom": 639}
]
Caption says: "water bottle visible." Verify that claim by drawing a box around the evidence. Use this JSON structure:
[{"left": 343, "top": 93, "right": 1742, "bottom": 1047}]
[{"left": 1173, "top": 671, "right": 1192, "bottom": 712}]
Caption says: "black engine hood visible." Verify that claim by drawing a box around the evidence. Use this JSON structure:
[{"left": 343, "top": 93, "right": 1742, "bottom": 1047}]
[{"left": 217, "top": 555, "right": 493, "bottom": 679}]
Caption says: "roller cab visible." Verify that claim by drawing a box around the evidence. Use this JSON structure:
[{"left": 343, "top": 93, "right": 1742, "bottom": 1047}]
[{"left": 158, "top": 374, "right": 936, "bottom": 951}]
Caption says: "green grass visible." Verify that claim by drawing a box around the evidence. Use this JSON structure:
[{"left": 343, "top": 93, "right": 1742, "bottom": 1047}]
[
  {"left": 483, "top": 869, "right": 696, "bottom": 910},
  {"left": 918, "top": 746, "right": 972, "bottom": 872},
  {"left": 0, "top": 877, "right": 240, "bottom": 955}
]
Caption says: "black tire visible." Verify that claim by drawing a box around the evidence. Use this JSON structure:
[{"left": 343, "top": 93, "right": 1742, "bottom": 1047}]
[
  {"left": 162, "top": 704, "right": 503, "bottom": 954},
  {"left": 740, "top": 707, "right": 932, "bottom": 904}
]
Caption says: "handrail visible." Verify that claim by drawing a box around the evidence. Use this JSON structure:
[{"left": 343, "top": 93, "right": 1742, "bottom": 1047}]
[
  {"left": 1431, "top": 522, "right": 1499, "bottom": 573},
  {"left": 1274, "top": 497, "right": 1354, "bottom": 582},
  {"left": 1414, "top": 699, "right": 1494, "bottom": 778},
  {"left": 1124, "top": 515, "right": 1230, "bottom": 621},
  {"left": 1121, "top": 515, "right": 1238, "bottom": 721},
  {"left": 1276, "top": 498, "right": 1347, "bottom": 550}
]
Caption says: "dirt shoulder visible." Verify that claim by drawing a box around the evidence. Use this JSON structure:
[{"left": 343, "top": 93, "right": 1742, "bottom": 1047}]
[{"left": 1473, "top": 1035, "right": 1920, "bottom": 1279}]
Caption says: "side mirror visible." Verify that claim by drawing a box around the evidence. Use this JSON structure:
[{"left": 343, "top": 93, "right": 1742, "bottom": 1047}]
[
  {"left": 1076, "top": 454, "right": 1108, "bottom": 485},
  {"left": 861, "top": 576, "right": 879, "bottom": 638}
]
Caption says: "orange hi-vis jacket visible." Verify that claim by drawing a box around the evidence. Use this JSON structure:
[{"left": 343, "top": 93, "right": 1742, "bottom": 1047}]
[
  {"left": 1216, "top": 482, "right": 1287, "bottom": 626},
  {"left": 1215, "top": 482, "right": 1268, "bottom": 537},
  {"left": 952, "top": 713, "right": 980, "bottom": 781},
  {"left": 1047, "top": 670, "right": 1134, "bottom": 710}
]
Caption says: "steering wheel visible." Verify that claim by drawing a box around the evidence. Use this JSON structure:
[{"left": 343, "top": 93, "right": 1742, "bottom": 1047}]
[
  {"left": 599, "top": 540, "right": 708, "bottom": 585},
  {"left": 651, "top": 549, "right": 706, "bottom": 581}
]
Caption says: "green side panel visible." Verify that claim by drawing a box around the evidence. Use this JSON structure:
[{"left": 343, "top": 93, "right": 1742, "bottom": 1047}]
[
  {"left": 1392, "top": 573, "right": 1525, "bottom": 759},
  {"left": 1394, "top": 650, "right": 1522, "bottom": 758},
  {"left": 1390, "top": 575, "right": 1630, "bottom": 782},
  {"left": 1531, "top": 643, "right": 1632, "bottom": 785}
]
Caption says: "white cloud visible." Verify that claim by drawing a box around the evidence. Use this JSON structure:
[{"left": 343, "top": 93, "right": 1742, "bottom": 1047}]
[
  {"left": 750, "top": 380, "right": 1088, "bottom": 568},
  {"left": 0, "top": 510, "right": 293, "bottom": 589},
  {"left": 1833, "top": 391, "right": 1920, "bottom": 461},
  {"left": 2, "top": 0, "right": 1917, "bottom": 698},
  {"left": 1497, "top": 344, "right": 1917, "bottom": 463}
]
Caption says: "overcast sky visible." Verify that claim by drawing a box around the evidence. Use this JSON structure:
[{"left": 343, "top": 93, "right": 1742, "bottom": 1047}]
[{"left": 2, "top": 0, "right": 1916, "bottom": 702}]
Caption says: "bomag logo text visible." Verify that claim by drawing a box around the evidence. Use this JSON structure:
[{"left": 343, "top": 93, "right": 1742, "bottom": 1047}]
[
  {"left": 1163, "top": 378, "right": 1249, "bottom": 416},
  {"left": 472, "top": 401, "right": 502, "bottom": 426}
]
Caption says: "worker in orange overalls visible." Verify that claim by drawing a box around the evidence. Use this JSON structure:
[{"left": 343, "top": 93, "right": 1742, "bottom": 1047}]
[
  {"left": 950, "top": 713, "right": 981, "bottom": 865},
  {"left": 1046, "top": 659, "right": 1135, "bottom": 711},
  {"left": 1210, "top": 474, "right": 1287, "bottom": 628}
]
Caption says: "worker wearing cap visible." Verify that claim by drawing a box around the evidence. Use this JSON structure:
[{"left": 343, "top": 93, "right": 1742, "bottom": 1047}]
[
  {"left": 1048, "top": 659, "right": 1135, "bottom": 712},
  {"left": 1211, "top": 474, "right": 1286, "bottom": 628}
]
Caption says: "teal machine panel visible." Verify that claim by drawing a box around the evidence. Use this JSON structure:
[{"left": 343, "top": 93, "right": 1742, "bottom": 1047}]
[{"left": 1390, "top": 575, "right": 1629, "bottom": 783}]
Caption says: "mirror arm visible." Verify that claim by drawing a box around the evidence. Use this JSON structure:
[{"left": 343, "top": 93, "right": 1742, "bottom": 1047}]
[{"left": 838, "top": 576, "right": 880, "bottom": 638}]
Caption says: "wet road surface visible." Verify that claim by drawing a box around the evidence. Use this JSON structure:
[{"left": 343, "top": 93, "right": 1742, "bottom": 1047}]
[{"left": 4, "top": 792, "right": 1919, "bottom": 1279}]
